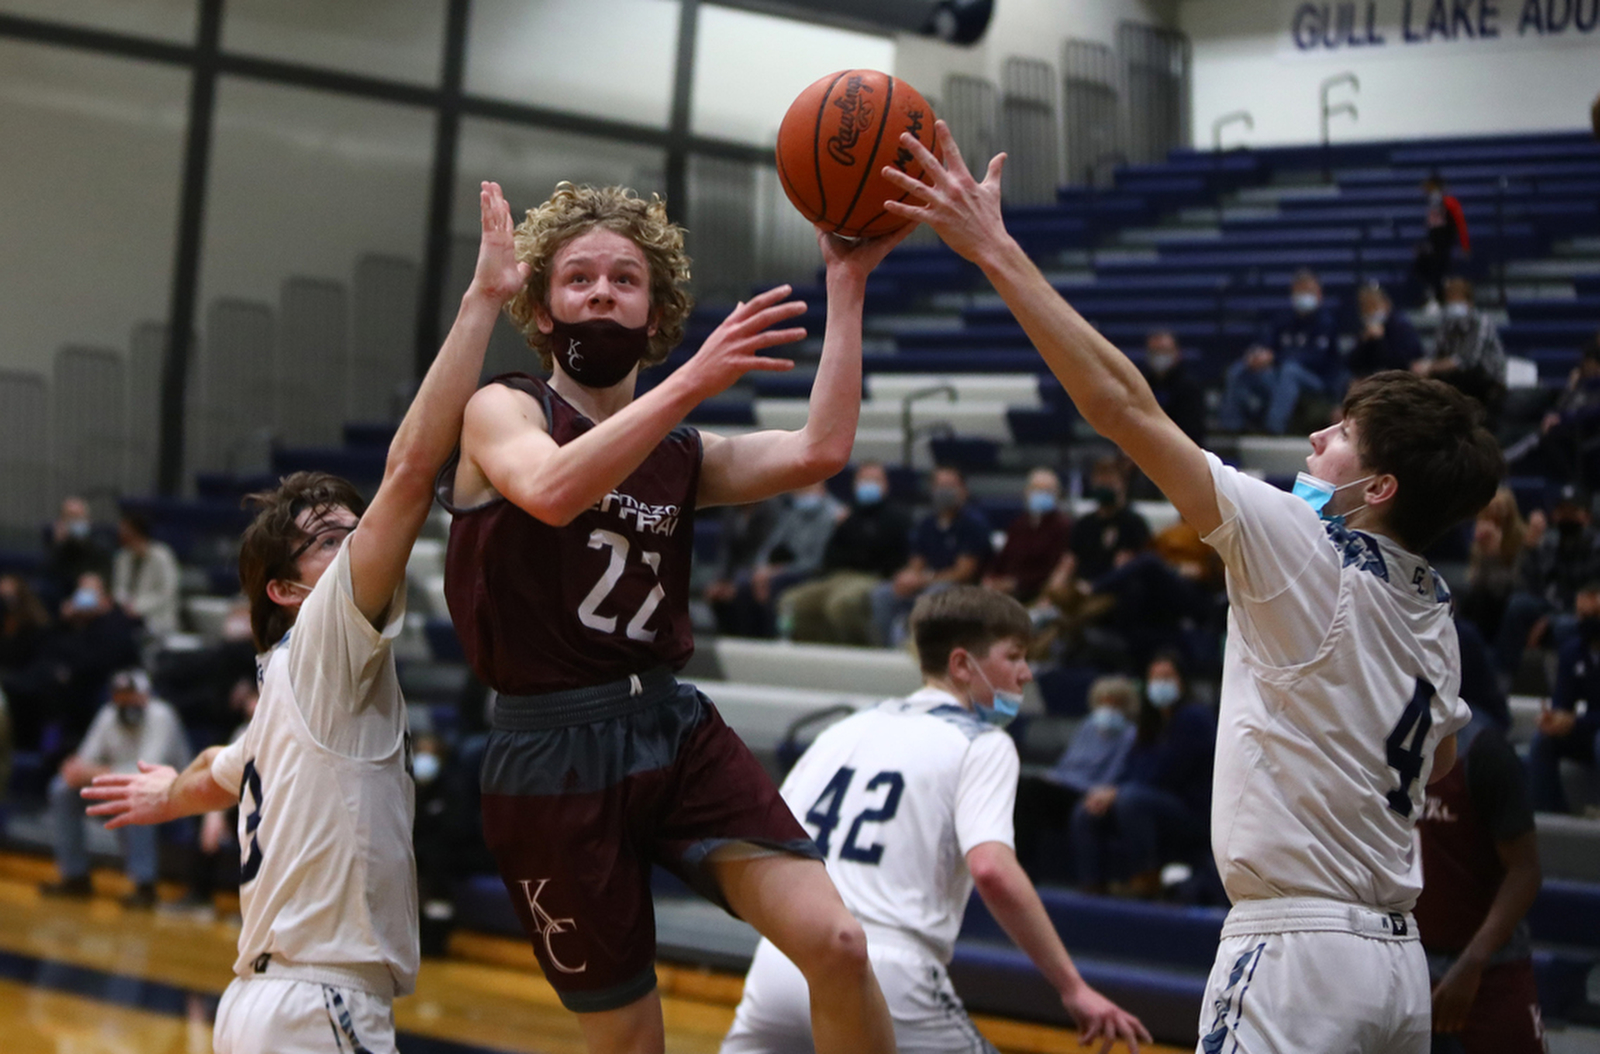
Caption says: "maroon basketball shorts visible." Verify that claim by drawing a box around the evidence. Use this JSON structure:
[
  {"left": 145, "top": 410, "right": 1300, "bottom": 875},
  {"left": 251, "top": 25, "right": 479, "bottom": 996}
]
[{"left": 478, "top": 668, "right": 821, "bottom": 1013}]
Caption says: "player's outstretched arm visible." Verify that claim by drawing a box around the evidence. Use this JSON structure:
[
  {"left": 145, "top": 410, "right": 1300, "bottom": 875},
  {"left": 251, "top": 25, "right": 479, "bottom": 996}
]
[
  {"left": 697, "top": 224, "right": 916, "bottom": 507},
  {"left": 345, "top": 182, "right": 530, "bottom": 622},
  {"left": 881, "top": 121, "right": 1220, "bottom": 537},
  {"left": 80, "top": 747, "right": 235, "bottom": 829},
  {"left": 463, "top": 284, "right": 810, "bottom": 525},
  {"left": 967, "top": 841, "right": 1151, "bottom": 1053}
]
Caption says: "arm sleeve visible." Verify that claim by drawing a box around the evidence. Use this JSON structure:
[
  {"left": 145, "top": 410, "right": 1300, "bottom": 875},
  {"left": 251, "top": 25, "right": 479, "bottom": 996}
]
[
  {"left": 954, "top": 731, "right": 1020, "bottom": 855},
  {"left": 1465, "top": 731, "right": 1534, "bottom": 843},
  {"left": 210, "top": 736, "right": 247, "bottom": 797}
]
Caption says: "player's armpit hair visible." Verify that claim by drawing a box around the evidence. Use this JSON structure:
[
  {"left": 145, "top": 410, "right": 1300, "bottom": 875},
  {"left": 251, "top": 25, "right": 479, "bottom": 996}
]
[
  {"left": 237, "top": 472, "right": 368, "bottom": 652},
  {"left": 504, "top": 182, "right": 694, "bottom": 372}
]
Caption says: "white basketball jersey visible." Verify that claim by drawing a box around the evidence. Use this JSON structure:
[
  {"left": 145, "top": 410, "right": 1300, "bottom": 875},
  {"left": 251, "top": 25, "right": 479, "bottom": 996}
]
[
  {"left": 211, "top": 540, "right": 418, "bottom": 996},
  {"left": 1202, "top": 454, "right": 1470, "bottom": 913},
  {"left": 779, "top": 688, "right": 1017, "bottom": 963}
]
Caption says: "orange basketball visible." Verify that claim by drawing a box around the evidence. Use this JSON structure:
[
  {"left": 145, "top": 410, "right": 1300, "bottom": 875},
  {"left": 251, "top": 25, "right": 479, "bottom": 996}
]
[{"left": 775, "top": 69, "right": 940, "bottom": 239}]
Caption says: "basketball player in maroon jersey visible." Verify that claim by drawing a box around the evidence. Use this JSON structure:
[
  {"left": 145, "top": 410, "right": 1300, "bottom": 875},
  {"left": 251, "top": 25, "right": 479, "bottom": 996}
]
[
  {"left": 437, "top": 182, "right": 910, "bottom": 1054},
  {"left": 1415, "top": 723, "right": 1546, "bottom": 1053}
]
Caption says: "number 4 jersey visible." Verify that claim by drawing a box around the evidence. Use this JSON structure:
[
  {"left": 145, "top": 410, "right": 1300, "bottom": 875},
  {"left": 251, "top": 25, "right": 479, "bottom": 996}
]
[
  {"left": 780, "top": 688, "right": 1018, "bottom": 963},
  {"left": 438, "top": 374, "right": 701, "bottom": 694},
  {"left": 1200, "top": 453, "right": 1471, "bottom": 914}
]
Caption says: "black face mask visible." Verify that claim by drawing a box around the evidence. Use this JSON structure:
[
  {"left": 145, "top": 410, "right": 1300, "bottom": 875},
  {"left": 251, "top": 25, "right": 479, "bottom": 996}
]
[
  {"left": 115, "top": 705, "right": 146, "bottom": 730},
  {"left": 1557, "top": 519, "right": 1585, "bottom": 541},
  {"left": 548, "top": 317, "right": 651, "bottom": 389}
]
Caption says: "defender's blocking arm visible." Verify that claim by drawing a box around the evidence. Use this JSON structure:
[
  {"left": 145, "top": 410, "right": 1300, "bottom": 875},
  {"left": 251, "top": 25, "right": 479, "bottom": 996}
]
[{"left": 81, "top": 747, "right": 235, "bottom": 828}]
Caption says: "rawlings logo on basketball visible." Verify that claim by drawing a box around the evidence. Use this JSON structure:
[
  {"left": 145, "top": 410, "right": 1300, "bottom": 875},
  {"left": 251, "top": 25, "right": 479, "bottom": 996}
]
[
  {"left": 893, "top": 109, "right": 926, "bottom": 171},
  {"left": 518, "top": 878, "right": 587, "bottom": 974},
  {"left": 826, "top": 75, "right": 876, "bottom": 167}
]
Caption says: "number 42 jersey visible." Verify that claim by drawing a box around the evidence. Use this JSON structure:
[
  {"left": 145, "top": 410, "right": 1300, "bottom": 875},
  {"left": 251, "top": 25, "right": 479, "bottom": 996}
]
[
  {"left": 439, "top": 374, "right": 701, "bottom": 695},
  {"left": 780, "top": 688, "right": 1019, "bottom": 964}
]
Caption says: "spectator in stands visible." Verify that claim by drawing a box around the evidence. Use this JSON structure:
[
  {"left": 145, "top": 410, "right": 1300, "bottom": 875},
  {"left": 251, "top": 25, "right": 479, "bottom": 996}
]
[
  {"left": 173, "top": 676, "right": 255, "bottom": 917},
  {"left": 983, "top": 467, "right": 1071, "bottom": 603},
  {"left": 1457, "top": 617, "right": 1512, "bottom": 738},
  {"left": 1218, "top": 269, "right": 1342, "bottom": 435},
  {"left": 712, "top": 483, "right": 845, "bottom": 638},
  {"left": 869, "top": 465, "right": 992, "bottom": 647},
  {"left": 1026, "top": 553, "right": 1123, "bottom": 672},
  {"left": 0, "top": 573, "right": 51, "bottom": 675},
  {"left": 1014, "top": 675, "right": 1137, "bottom": 875},
  {"left": 1517, "top": 332, "right": 1600, "bottom": 489},
  {"left": 700, "top": 499, "right": 777, "bottom": 633},
  {"left": 779, "top": 462, "right": 911, "bottom": 645},
  {"left": 1092, "top": 547, "right": 1215, "bottom": 674},
  {"left": 1415, "top": 277, "right": 1506, "bottom": 422},
  {"left": 1526, "top": 587, "right": 1600, "bottom": 815},
  {"left": 1141, "top": 329, "right": 1206, "bottom": 445},
  {"left": 1349, "top": 282, "right": 1423, "bottom": 380},
  {"left": 1415, "top": 722, "right": 1544, "bottom": 1054},
  {"left": 1068, "top": 455, "right": 1149, "bottom": 580},
  {"left": 111, "top": 512, "right": 181, "bottom": 639},
  {"left": 39, "top": 668, "right": 190, "bottom": 908},
  {"left": 1070, "top": 652, "right": 1214, "bottom": 898},
  {"left": 44, "top": 496, "right": 110, "bottom": 607},
  {"left": 1459, "top": 487, "right": 1528, "bottom": 647},
  {"left": 1495, "top": 486, "right": 1600, "bottom": 683},
  {"left": 1413, "top": 175, "right": 1471, "bottom": 311}
]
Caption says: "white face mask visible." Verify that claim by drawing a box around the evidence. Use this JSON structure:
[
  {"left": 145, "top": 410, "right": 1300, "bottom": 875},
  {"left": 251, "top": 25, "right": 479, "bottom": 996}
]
[
  {"left": 1292, "top": 291, "right": 1320, "bottom": 314},
  {"left": 1363, "top": 311, "right": 1388, "bottom": 329},
  {"left": 1443, "top": 302, "right": 1472, "bottom": 320}
]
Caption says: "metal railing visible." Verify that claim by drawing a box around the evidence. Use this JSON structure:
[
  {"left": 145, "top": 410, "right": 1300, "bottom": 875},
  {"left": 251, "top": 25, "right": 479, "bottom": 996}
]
[
  {"left": 900, "top": 384, "right": 957, "bottom": 467},
  {"left": 1319, "top": 72, "right": 1359, "bottom": 181}
]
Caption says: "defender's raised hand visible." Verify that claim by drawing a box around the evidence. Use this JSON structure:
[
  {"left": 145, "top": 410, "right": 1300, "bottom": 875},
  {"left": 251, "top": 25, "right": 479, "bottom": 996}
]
[
  {"left": 472, "top": 181, "right": 531, "bottom": 304},
  {"left": 879, "top": 119, "right": 1010, "bottom": 266}
]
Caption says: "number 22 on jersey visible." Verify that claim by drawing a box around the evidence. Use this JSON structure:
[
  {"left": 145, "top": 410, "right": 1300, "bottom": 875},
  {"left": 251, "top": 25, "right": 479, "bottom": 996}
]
[
  {"left": 805, "top": 767, "right": 905, "bottom": 865},
  {"left": 577, "top": 529, "right": 666, "bottom": 641}
]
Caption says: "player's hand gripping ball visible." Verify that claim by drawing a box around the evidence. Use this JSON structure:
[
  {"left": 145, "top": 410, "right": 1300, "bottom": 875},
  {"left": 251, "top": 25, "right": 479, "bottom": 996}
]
[{"left": 776, "top": 69, "right": 941, "bottom": 239}]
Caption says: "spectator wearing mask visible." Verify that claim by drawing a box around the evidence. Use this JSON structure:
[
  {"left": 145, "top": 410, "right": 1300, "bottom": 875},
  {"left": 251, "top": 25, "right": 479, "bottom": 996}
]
[
  {"left": 1219, "top": 270, "right": 1342, "bottom": 435},
  {"left": 1349, "top": 283, "right": 1423, "bottom": 380},
  {"left": 39, "top": 668, "right": 190, "bottom": 908},
  {"left": 869, "top": 465, "right": 993, "bottom": 647},
  {"left": 44, "top": 497, "right": 110, "bottom": 607},
  {"left": 779, "top": 462, "right": 911, "bottom": 645},
  {"left": 715, "top": 483, "right": 845, "bottom": 638},
  {"left": 699, "top": 500, "right": 778, "bottom": 631},
  {"left": 984, "top": 468, "right": 1071, "bottom": 603},
  {"left": 1068, "top": 457, "right": 1150, "bottom": 581},
  {"left": 1415, "top": 277, "right": 1506, "bottom": 421},
  {"left": 1142, "top": 329, "right": 1206, "bottom": 445},
  {"left": 1414, "top": 176, "right": 1471, "bottom": 310},
  {"left": 111, "top": 512, "right": 181, "bottom": 638},
  {"left": 1526, "top": 586, "right": 1600, "bottom": 814},
  {"left": 1070, "top": 653, "right": 1215, "bottom": 898},
  {"left": 1517, "top": 333, "right": 1600, "bottom": 489},
  {"left": 1495, "top": 485, "right": 1600, "bottom": 683},
  {"left": 1014, "top": 675, "right": 1137, "bottom": 875}
]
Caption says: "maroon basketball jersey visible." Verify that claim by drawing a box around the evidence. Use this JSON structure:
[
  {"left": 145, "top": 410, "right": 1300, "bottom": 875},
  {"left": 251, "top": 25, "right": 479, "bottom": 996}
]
[
  {"left": 439, "top": 374, "right": 701, "bottom": 695},
  {"left": 1415, "top": 752, "right": 1503, "bottom": 953}
]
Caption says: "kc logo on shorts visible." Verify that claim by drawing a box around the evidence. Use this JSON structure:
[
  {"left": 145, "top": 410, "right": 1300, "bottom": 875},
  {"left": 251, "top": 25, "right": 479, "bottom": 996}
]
[{"left": 518, "top": 878, "right": 588, "bottom": 974}]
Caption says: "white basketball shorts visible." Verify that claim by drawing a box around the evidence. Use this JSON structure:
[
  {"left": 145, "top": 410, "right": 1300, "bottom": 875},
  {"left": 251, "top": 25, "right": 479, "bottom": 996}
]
[
  {"left": 214, "top": 971, "right": 396, "bottom": 1054},
  {"left": 1197, "top": 898, "right": 1431, "bottom": 1054},
  {"left": 722, "top": 933, "right": 998, "bottom": 1054}
]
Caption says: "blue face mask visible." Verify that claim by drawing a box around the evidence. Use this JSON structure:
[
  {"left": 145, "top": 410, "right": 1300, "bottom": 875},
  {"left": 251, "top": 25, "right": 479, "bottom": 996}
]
[
  {"left": 973, "top": 663, "right": 1024, "bottom": 728},
  {"left": 792, "top": 493, "right": 824, "bottom": 513},
  {"left": 1147, "top": 679, "right": 1181, "bottom": 709},
  {"left": 1292, "top": 471, "right": 1374, "bottom": 525},
  {"left": 1026, "top": 490, "right": 1058, "bottom": 516},
  {"left": 70, "top": 586, "right": 99, "bottom": 611},
  {"left": 854, "top": 480, "right": 884, "bottom": 506},
  {"left": 1089, "top": 706, "right": 1128, "bottom": 734}
]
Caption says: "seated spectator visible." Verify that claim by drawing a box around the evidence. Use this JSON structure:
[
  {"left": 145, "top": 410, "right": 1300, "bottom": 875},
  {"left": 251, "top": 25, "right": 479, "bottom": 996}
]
[
  {"left": 699, "top": 499, "right": 777, "bottom": 632},
  {"left": 1092, "top": 549, "right": 1215, "bottom": 673},
  {"left": 779, "top": 462, "right": 911, "bottom": 645},
  {"left": 1349, "top": 282, "right": 1422, "bottom": 379},
  {"left": 44, "top": 496, "right": 110, "bottom": 607},
  {"left": 1513, "top": 332, "right": 1600, "bottom": 489},
  {"left": 1142, "top": 329, "right": 1206, "bottom": 446},
  {"left": 174, "top": 676, "right": 256, "bottom": 917},
  {"left": 1415, "top": 277, "right": 1506, "bottom": 422},
  {"left": 1069, "top": 456, "right": 1150, "bottom": 581},
  {"left": 710, "top": 483, "right": 845, "bottom": 638},
  {"left": 869, "top": 465, "right": 992, "bottom": 647},
  {"left": 111, "top": 512, "right": 181, "bottom": 638},
  {"left": 1218, "top": 269, "right": 1342, "bottom": 435},
  {"left": 1026, "top": 553, "right": 1123, "bottom": 672},
  {"left": 1015, "top": 676, "right": 1138, "bottom": 875},
  {"left": 1071, "top": 652, "right": 1215, "bottom": 898},
  {"left": 1413, "top": 175, "right": 1470, "bottom": 310},
  {"left": 39, "top": 668, "right": 190, "bottom": 908},
  {"left": 0, "top": 573, "right": 51, "bottom": 675},
  {"left": 1495, "top": 486, "right": 1600, "bottom": 684},
  {"left": 983, "top": 467, "right": 1071, "bottom": 603},
  {"left": 1458, "top": 487, "right": 1527, "bottom": 646},
  {"left": 1527, "top": 598, "right": 1600, "bottom": 815}
]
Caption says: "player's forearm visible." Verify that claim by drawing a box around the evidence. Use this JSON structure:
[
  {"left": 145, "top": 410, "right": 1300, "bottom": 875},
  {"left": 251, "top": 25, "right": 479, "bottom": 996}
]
[
  {"left": 167, "top": 747, "right": 237, "bottom": 819},
  {"left": 973, "top": 237, "right": 1162, "bottom": 446},
  {"left": 971, "top": 846, "right": 1084, "bottom": 996},
  {"left": 791, "top": 273, "right": 867, "bottom": 478},
  {"left": 1460, "top": 836, "right": 1541, "bottom": 969}
]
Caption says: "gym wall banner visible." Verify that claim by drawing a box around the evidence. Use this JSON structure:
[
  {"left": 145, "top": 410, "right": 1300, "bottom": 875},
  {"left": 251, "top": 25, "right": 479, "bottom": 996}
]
[{"left": 1279, "top": 0, "right": 1600, "bottom": 57}]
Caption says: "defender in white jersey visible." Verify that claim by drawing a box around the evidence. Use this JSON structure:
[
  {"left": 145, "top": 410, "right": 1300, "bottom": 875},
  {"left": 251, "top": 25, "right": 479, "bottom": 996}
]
[
  {"left": 722, "top": 586, "right": 1149, "bottom": 1054},
  {"left": 879, "top": 124, "right": 1504, "bottom": 1052},
  {"left": 80, "top": 182, "right": 532, "bottom": 1053}
]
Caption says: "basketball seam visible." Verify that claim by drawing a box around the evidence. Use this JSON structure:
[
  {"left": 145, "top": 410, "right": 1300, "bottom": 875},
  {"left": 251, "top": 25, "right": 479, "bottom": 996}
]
[
  {"left": 775, "top": 147, "right": 818, "bottom": 223},
  {"left": 836, "top": 73, "right": 896, "bottom": 236},
  {"left": 812, "top": 71, "right": 850, "bottom": 224}
]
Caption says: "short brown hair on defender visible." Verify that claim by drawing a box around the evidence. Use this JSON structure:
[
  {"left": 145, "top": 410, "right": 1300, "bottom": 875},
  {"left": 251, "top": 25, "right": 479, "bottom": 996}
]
[
  {"left": 1341, "top": 371, "right": 1505, "bottom": 553},
  {"left": 910, "top": 585, "right": 1033, "bottom": 677},
  {"left": 503, "top": 182, "right": 694, "bottom": 373},
  {"left": 238, "top": 472, "right": 368, "bottom": 652}
]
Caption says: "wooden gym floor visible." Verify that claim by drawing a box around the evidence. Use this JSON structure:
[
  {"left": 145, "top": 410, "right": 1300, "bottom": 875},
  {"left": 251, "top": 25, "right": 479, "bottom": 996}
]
[{"left": 0, "top": 852, "right": 1180, "bottom": 1053}]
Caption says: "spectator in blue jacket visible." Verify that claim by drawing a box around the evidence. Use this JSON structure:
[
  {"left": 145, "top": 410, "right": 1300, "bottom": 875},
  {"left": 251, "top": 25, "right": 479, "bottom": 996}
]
[
  {"left": 1071, "top": 652, "right": 1216, "bottom": 897},
  {"left": 1349, "top": 282, "right": 1422, "bottom": 379},
  {"left": 869, "top": 465, "right": 993, "bottom": 646},
  {"left": 1219, "top": 270, "right": 1343, "bottom": 434},
  {"left": 1527, "top": 591, "right": 1600, "bottom": 814}
]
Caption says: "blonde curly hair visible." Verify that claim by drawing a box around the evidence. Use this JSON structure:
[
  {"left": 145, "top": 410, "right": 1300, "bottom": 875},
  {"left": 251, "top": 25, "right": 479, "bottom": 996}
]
[{"left": 504, "top": 182, "right": 694, "bottom": 372}]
